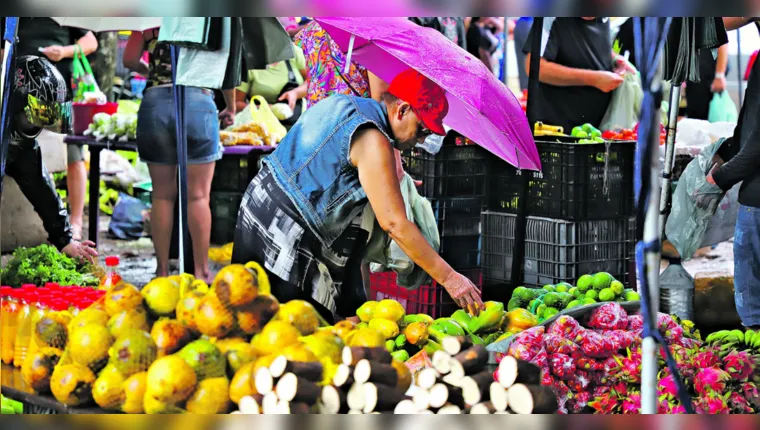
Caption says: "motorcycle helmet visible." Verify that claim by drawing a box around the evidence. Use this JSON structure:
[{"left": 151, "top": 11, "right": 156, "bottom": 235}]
[{"left": 10, "top": 55, "right": 69, "bottom": 139}]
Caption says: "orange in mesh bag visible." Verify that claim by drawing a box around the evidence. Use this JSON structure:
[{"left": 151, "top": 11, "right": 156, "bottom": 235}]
[{"left": 144, "top": 355, "right": 198, "bottom": 414}]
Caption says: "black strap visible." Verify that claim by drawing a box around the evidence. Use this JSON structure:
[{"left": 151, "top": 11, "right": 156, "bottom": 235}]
[{"left": 284, "top": 60, "right": 298, "bottom": 85}]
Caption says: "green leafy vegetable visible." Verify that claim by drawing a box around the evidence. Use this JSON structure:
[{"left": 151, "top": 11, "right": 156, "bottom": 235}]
[{"left": 0, "top": 244, "right": 99, "bottom": 287}]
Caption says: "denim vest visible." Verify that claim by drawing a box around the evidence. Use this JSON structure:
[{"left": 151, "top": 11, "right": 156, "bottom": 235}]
[{"left": 263, "top": 95, "right": 394, "bottom": 247}]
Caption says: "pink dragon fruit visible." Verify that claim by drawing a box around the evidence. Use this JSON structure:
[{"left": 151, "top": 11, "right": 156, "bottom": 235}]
[
  {"left": 694, "top": 393, "right": 730, "bottom": 414},
  {"left": 549, "top": 353, "right": 577, "bottom": 380},
  {"left": 661, "top": 324, "right": 684, "bottom": 345},
  {"left": 613, "top": 349, "right": 642, "bottom": 383},
  {"left": 548, "top": 315, "right": 585, "bottom": 342},
  {"left": 658, "top": 399, "right": 687, "bottom": 414},
  {"left": 592, "top": 385, "right": 611, "bottom": 398},
  {"left": 658, "top": 374, "right": 678, "bottom": 400},
  {"left": 627, "top": 314, "right": 644, "bottom": 331},
  {"left": 694, "top": 367, "right": 730, "bottom": 396},
  {"left": 544, "top": 333, "right": 580, "bottom": 355},
  {"left": 589, "top": 392, "right": 619, "bottom": 414},
  {"left": 740, "top": 382, "right": 760, "bottom": 409},
  {"left": 723, "top": 350, "right": 755, "bottom": 382},
  {"left": 567, "top": 370, "right": 591, "bottom": 393},
  {"left": 622, "top": 392, "right": 641, "bottom": 414},
  {"left": 728, "top": 392, "right": 755, "bottom": 414},
  {"left": 610, "top": 381, "right": 628, "bottom": 398},
  {"left": 581, "top": 330, "right": 617, "bottom": 358},
  {"left": 674, "top": 337, "right": 702, "bottom": 349},
  {"left": 568, "top": 391, "right": 591, "bottom": 414},
  {"left": 507, "top": 326, "right": 545, "bottom": 361},
  {"left": 551, "top": 379, "right": 573, "bottom": 410},
  {"left": 600, "top": 329, "right": 636, "bottom": 351},
  {"left": 588, "top": 303, "right": 629, "bottom": 330},
  {"left": 691, "top": 348, "right": 721, "bottom": 369}
]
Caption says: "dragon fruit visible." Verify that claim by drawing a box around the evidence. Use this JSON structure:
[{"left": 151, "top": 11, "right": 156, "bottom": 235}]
[
  {"left": 613, "top": 349, "right": 642, "bottom": 383},
  {"left": 694, "top": 367, "right": 730, "bottom": 396},
  {"left": 723, "top": 350, "right": 755, "bottom": 382},
  {"left": 581, "top": 330, "right": 617, "bottom": 358},
  {"left": 600, "top": 329, "right": 636, "bottom": 351},
  {"left": 567, "top": 370, "right": 591, "bottom": 393},
  {"left": 740, "top": 382, "right": 760, "bottom": 409},
  {"left": 658, "top": 374, "right": 678, "bottom": 400},
  {"left": 589, "top": 392, "right": 619, "bottom": 414},
  {"left": 622, "top": 392, "right": 641, "bottom": 414},
  {"left": 588, "top": 303, "right": 629, "bottom": 330},
  {"left": 728, "top": 392, "right": 755, "bottom": 414},
  {"left": 674, "top": 337, "right": 702, "bottom": 349},
  {"left": 544, "top": 333, "right": 580, "bottom": 355},
  {"left": 531, "top": 348, "right": 549, "bottom": 369},
  {"left": 549, "top": 353, "right": 577, "bottom": 380},
  {"left": 507, "top": 326, "right": 545, "bottom": 361},
  {"left": 661, "top": 324, "right": 684, "bottom": 345},
  {"left": 692, "top": 348, "right": 721, "bottom": 370},
  {"left": 551, "top": 379, "right": 573, "bottom": 410},
  {"left": 592, "top": 385, "right": 611, "bottom": 398},
  {"left": 694, "top": 393, "right": 730, "bottom": 414},
  {"left": 627, "top": 314, "right": 644, "bottom": 331},
  {"left": 548, "top": 315, "right": 585, "bottom": 342},
  {"left": 658, "top": 399, "right": 687, "bottom": 414},
  {"left": 568, "top": 391, "right": 591, "bottom": 414},
  {"left": 610, "top": 381, "right": 628, "bottom": 397}
]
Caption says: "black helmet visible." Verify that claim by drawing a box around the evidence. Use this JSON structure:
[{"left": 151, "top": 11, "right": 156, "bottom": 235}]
[{"left": 11, "top": 55, "right": 68, "bottom": 137}]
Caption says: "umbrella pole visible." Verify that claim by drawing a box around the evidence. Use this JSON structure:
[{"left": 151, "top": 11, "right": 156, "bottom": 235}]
[
  {"left": 0, "top": 17, "right": 19, "bottom": 194},
  {"left": 736, "top": 29, "right": 743, "bottom": 106},
  {"left": 658, "top": 85, "right": 681, "bottom": 237},
  {"left": 502, "top": 17, "right": 509, "bottom": 85},
  {"left": 171, "top": 46, "right": 189, "bottom": 275}
]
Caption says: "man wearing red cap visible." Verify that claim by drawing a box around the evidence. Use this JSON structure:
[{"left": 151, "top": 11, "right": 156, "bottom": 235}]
[{"left": 232, "top": 69, "right": 483, "bottom": 321}]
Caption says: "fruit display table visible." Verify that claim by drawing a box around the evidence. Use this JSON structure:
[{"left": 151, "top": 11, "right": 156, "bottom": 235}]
[
  {"left": 64, "top": 135, "right": 274, "bottom": 246},
  {"left": 1, "top": 364, "right": 108, "bottom": 414}
]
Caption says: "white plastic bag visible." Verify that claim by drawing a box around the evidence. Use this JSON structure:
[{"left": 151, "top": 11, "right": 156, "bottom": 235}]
[
  {"left": 700, "top": 184, "right": 740, "bottom": 248},
  {"left": 600, "top": 71, "right": 643, "bottom": 131}
]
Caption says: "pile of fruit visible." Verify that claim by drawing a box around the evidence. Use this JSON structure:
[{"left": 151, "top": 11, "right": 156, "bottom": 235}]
[
  {"left": 602, "top": 123, "right": 666, "bottom": 145},
  {"left": 507, "top": 272, "right": 640, "bottom": 323},
  {"left": 501, "top": 302, "right": 760, "bottom": 414},
  {"left": 356, "top": 300, "right": 537, "bottom": 363},
  {"left": 18, "top": 263, "right": 401, "bottom": 414},
  {"left": 84, "top": 112, "right": 137, "bottom": 142},
  {"left": 0, "top": 395, "right": 23, "bottom": 414},
  {"left": 570, "top": 123, "right": 605, "bottom": 143}
]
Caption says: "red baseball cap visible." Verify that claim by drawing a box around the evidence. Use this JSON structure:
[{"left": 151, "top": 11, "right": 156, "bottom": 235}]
[{"left": 387, "top": 69, "right": 449, "bottom": 136}]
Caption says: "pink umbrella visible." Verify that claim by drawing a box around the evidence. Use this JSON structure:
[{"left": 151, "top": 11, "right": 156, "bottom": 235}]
[{"left": 315, "top": 17, "right": 540, "bottom": 171}]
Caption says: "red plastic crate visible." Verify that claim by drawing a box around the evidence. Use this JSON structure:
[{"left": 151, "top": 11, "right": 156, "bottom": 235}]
[{"left": 369, "top": 269, "right": 482, "bottom": 319}]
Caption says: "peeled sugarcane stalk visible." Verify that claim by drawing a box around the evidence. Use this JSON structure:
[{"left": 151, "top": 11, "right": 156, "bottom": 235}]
[
  {"left": 275, "top": 373, "right": 321, "bottom": 404},
  {"left": 321, "top": 385, "right": 348, "bottom": 414},
  {"left": 496, "top": 356, "right": 541, "bottom": 388},
  {"left": 442, "top": 336, "right": 474, "bottom": 356},
  {"left": 416, "top": 368, "right": 440, "bottom": 391},
  {"left": 354, "top": 359, "right": 398, "bottom": 386},
  {"left": 489, "top": 382, "right": 509, "bottom": 412},
  {"left": 470, "top": 402, "right": 497, "bottom": 415},
  {"left": 255, "top": 367, "right": 275, "bottom": 395},
  {"left": 346, "top": 382, "right": 366, "bottom": 412},
  {"left": 332, "top": 364, "right": 355, "bottom": 388},
  {"left": 507, "top": 384, "right": 558, "bottom": 414},
  {"left": 432, "top": 350, "right": 452, "bottom": 374},
  {"left": 461, "top": 371, "right": 494, "bottom": 406},
  {"left": 429, "top": 383, "right": 464, "bottom": 409},
  {"left": 437, "top": 405, "right": 463, "bottom": 414},
  {"left": 261, "top": 392, "right": 279, "bottom": 414},
  {"left": 442, "top": 373, "right": 464, "bottom": 387},
  {"left": 362, "top": 383, "right": 407, "bottom": 413},
  {"left": 343, "top": 346, "right": 392, "bottom": 366},
  {"left": 394, "top": 399, "right": 419, "bottom": 414},
  {"left": 450, "top": 345, "right": 488, "bottom": 378},
  {"left": 269, "top": 356, "right": 324, "bottom": 382},
  {"left": 238, "top": 394, "right": 263, "bottom": 414},
  {"left": 412, "top": 388, "right": 431, "bottom": 411}
]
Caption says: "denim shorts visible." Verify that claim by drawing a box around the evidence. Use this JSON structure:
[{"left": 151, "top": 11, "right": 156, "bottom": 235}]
[
  {"left": 136, "top": 86, "right": 222, "bottom": 165},
  {"left": 734, "top": 204, "right": 760, "bottom": 327}
]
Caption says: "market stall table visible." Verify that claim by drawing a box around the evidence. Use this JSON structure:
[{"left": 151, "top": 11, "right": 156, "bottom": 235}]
[
  {"left": 1, "top": 363, "right": 109, "bottom": 414},
  {"left": 64, "top": 135, "right": 274, "bottom": 247}
]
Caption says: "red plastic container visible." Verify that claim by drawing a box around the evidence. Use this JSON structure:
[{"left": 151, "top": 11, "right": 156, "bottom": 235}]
[
  {"left": 369, "top": 269, "right": 482, "bottom": 319},
  {"left": 72, "top": 102, "right": 118, "bottom": 135}
]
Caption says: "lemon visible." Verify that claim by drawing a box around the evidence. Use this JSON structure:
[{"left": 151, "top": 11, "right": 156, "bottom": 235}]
[
  {"left": 368, "top": 319, "right": 400, "bottom": 340},
  {"left": 372, "top": 300, "right": 405, "bottom": 324},
  {"left": 356, "top": 301, "right": 378, "bottom": 323}
]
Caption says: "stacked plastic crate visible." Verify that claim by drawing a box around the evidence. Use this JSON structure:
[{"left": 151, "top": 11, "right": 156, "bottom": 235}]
[{"left": 481, "top": 136, "right": 637, "bottom": 290}]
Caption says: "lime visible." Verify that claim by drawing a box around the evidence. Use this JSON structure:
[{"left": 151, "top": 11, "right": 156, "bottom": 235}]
[
  {"left": 542, "top": 292, "right": 560, "bottom": 308},
  {"left": 625, "top": 291, "right": 641, "bottom": 301},
  {"left": 555, "top": 284, "right": 570, "bottom": 293},
  {"left": 585, "top": 290, "right": 598, "bottom": 301},
  {"left": 543, "top": 307, "right": 559, "bottom": 319},
  {"left": 582, "top": 298, "right": 597, "bottom": 305},
  {"left": 513, "top": 287, "right": 529, "bottom": 301},
  {"left": 557, "top": 293, "right": 573, "bottom": 309},
  {"left": 566, "top": 300, "right": 581, "bottom": 309},
  {"left": 576, "top": 275, "right": 594, "bottom": 293},
  {"left": 598, "top": 288, "right": 615, "bottom": 302},
  {"left": 592, "top": 272, "right": 613, "bottom": 291},
  {"left": 535, "top": 304, "right": 547, "bottom": 318},
  {"left": 568, "top": 287, "right": 579, "bottom": 298},
  {"left": 542, "top": 285, "right": 556, "bottom": 293},
  {"left": 610, "top": 280, "right": 625, "bottom": 296}
]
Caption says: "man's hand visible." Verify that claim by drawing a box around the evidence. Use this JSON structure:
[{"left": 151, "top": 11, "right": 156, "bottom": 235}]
[
  {"left": 613, "top": 55, "right": 637, "bottom": 75},
  {"left": 41, "top": 45, "right": 67, "bottom": 62},
  {"left": 443, "top": 270, "right": 485, "bottom": 316},
  {"left": 62, "top": 240, "right": 98, "bottom": 264},
  {"left": 594, "top": 71, "right": 625, "bottom": 93},
  {"left": 711, "top": 75, "right": 727, "bottom": 93},
  {"left": 218, "top": 107, "right": 235, "bottom": 129},
  {"left": 278, "top": 89, "right": 299, "bottom": 110}
]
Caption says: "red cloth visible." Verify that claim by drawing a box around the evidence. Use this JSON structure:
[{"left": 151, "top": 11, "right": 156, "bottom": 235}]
[{"left": 745, "top": 50, "right": 758, "bottom": 81}]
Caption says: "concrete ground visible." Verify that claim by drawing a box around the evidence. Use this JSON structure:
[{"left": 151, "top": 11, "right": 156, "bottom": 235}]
[{"left": 663, "top": 240, "right": 735, "bottom": 277}]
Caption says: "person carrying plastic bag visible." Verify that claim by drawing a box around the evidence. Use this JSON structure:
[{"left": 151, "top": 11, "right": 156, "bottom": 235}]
[
  {"left": 600, "top": 68, "right": 643, "bottom": 131},
  {"left": 708, "top": 90, "right": 738, "bottom": 123}
]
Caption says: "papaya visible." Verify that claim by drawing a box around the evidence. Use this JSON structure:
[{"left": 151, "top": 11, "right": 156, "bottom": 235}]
[
  {"left": 403, "top": 322, "right": 429, "bottom": 346},
  {"left": 506, "top": 308, "right": 539, "bottom": 332},
  {"left": 467, "top": 301, "right": 505, "bottom": 334},
  {"left": 451, "top": 310, "right": 473, "bottom": 333}
]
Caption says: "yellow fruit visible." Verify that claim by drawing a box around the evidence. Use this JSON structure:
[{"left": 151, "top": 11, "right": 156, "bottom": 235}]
[
  {"left": 244, "top": 261, "right": 271, "bottom": 296},
  {"left": 143, "top": 392, "right": 184, "bottom": 414},
  {"left": 121, "top": 372, "right": 148, "bottom": 414},
  {"left": 33, "top": 316, "right": 68, "bottom": 349},
  {"left": 21, "top": 347, "right": 62, "bottom": 393},
  {"left": 104, "top": 283, "right": 144, "bottom": 317},
  {"left": 186, "top": 377, "right": 231, "bottom": 414},
  {"left": 404, "top": 322, "right": 429, "bottom": 345},
  {"left": 213, "top": 264, "right": 259, "bottom": 307},
  {"left": 300, "top": 332, "right": 343, "bottom": 364},
  {"left": 145, "top": 355, "right": 198, "bottom": 404},
  {"left": 184, "top": 279, "right": 209, "bottom": 298},
  {"left": 333, "top": 320, "right": 356, "bottom": 342},
  {"left": 108, "top": 330, "right": 158, "bottom": 377},
  {"left": 416, "top": 314, "right": 434, "bottom": 326},
  {"left": 277, "top": 300, "right": 320, "bottom": 335},
  {"left": 280, "top": 343, "right": 318, "bottom": 362},
  {"left": 372, "top": 300, "right": 405, "bottom": 324},
  {"left": 226, "top": 343, "right": 257, "bottom": 374},
  {"left": 194, "top": 293, "right": 235, "bottom": 338},
  {"left": 252, "top": 354, "right": 276, "bottom": 373},
  {"left": 253, "top": 321, "right": 301, "bottom": 356},
  {"left": 107, "top": 307, "right": 150, "bottom": 339},
  {"left": 176, "top": 290, "right": 206, "bottom": 334},
  {"left": 368, "top": 319, "right": 400, "bottom": 340},
  {"left": 50, "top": 363, "right": 96, "bottom": 406},
  {"left": 151, "top": 319, "right": 192, "bottom": 357},
  {"left": 69, "top": 324, "right": 113, "bottom": 372},
  {"left": 69, "top": 308, "right": 109, "bottom": 333},
  {"left": 213, "top": 337, "right": 249, "bottom": 355},
  {"left": 229, "top": 362, "right": 256, "bottom": 405},
  {"left": 356, "top": 301, "right": 378, "bottom": 323},
  {"left": 236, "top": 294, "right": 280, "bottom": 336},
  {"left": 348, "top": 327, "right": 385, "bottom": 348},
  {"left": 142, "top": 277, "right": 182, "bottom": 317},
  {"left": 92, "top": 364, "right": 126, "bottom": 410}
]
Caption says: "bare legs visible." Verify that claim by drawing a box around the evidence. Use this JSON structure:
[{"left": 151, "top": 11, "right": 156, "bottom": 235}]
[
  {"left": 67, "top": 160, "right": 87, "bottom": 240},
  {"left": 147, "top": 164, "right": 178, "bottom": 278}
]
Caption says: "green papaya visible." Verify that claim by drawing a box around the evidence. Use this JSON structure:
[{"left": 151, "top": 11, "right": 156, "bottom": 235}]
[
  {"left": 451, "top": 310, "right": 473, "bottom": 334},
  {"left": 467, "top": 301, "right": 505, "bottom": 334},
  {"left": 507, "top": 297, "right": 522, "bottom": 312},
  {"left": 391, "top": 350, "right": 410, "bottom": 362},
  {"left": 469, "top": 333, "right": 485, "bottom": 346},
  {"left": 423, "top": 340, "right": 442, "bottom": 355},
  {"left": 395, "top": 334, "right": 407, "bottom": 349},
  {"left": 483, "top": 331, "right": 503, "bottom": 345}
]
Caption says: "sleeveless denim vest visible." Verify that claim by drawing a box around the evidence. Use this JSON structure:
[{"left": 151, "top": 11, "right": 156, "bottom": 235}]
[{"left": 263, "top": 95, "right": 394, "bottom": 247}]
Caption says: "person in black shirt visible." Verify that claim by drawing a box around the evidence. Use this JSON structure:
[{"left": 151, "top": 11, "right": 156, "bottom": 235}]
[
  {"left": 523, "top": 18, "right": 633, "bottom": 132},
  {"left": 466, "top": 17, "right": 502, "bottom": 72}
]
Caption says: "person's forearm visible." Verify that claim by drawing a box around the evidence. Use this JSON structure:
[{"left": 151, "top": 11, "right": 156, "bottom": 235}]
[
  {"left": 526, "top": 55, "right": 595, "bottom": 87},
  {"left": 716, "top": 44, "right": 728, "bottom": 75},
  {"left": 294, "top": 82, "right": 307, "bottom": 100},
  {"left": 222, "top": 89, "right": 236, "bottom": 112},
  {"left": 713, "top": 130, "right": 760, "bottom": 190},
  {"left": 66, "top": 32, "right": 98, "bottom": 58},
  {"left": 724, "top": 17, "right": 759, "bottom": 31},
  {"left": 386, "top": 219, "right": 455, "bottom": 286}
]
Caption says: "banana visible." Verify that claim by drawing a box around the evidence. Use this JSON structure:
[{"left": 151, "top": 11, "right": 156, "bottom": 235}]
[
  {"left": 753, "top": 333, "right": 760, "bottom": 349},
  {"left": 705, "top": 331, "right": 727, "bottom": 344},
  {"left": 731, "top": 329, "right": 746, "bottom": 340},
  {"left": 746, "top": 330, "right": 755, "bottom": 346}
]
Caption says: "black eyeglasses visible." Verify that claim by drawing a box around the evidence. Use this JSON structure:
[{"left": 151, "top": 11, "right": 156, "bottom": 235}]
[{"left": 412, "top": 108, "right": 433, "bottom": 140}]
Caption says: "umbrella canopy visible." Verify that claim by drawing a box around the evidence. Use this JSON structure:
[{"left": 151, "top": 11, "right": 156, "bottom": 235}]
[
  {"left": 50, "top": 17, "right": 161, "bottom": 32},
  {"left": 315, "top": 17, "right": 540, "bottom": 171}
]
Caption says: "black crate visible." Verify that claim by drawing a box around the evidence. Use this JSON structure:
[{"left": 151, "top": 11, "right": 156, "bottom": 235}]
[
  {"left": 210, "top": 191, "right": 243, "bottom": 245},
  {"left": 488, "top": 137, "right": 635, "bottom": 220},
  {"left": 404, "top": 143, "right": 489, "bottom": 199},
  {"left": 429, "top": 197, "right": 484, "bottom": 237},
  {"left": 480, "top": 211, "right": 635, "bottom": 288},
  {"left": 212, "top": 152, "right": 266, "bottom": 192},
  {"left": 440, "top": 234, "right": 481, "bottom": 270}
]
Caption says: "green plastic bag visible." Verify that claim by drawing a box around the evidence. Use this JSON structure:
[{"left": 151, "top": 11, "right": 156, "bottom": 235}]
[
  {"left": 72, "top": 45, "right": 100, "bottom": 102},
  {"left": 708, "top": 91, "right": 738, "bottom": 123}
]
